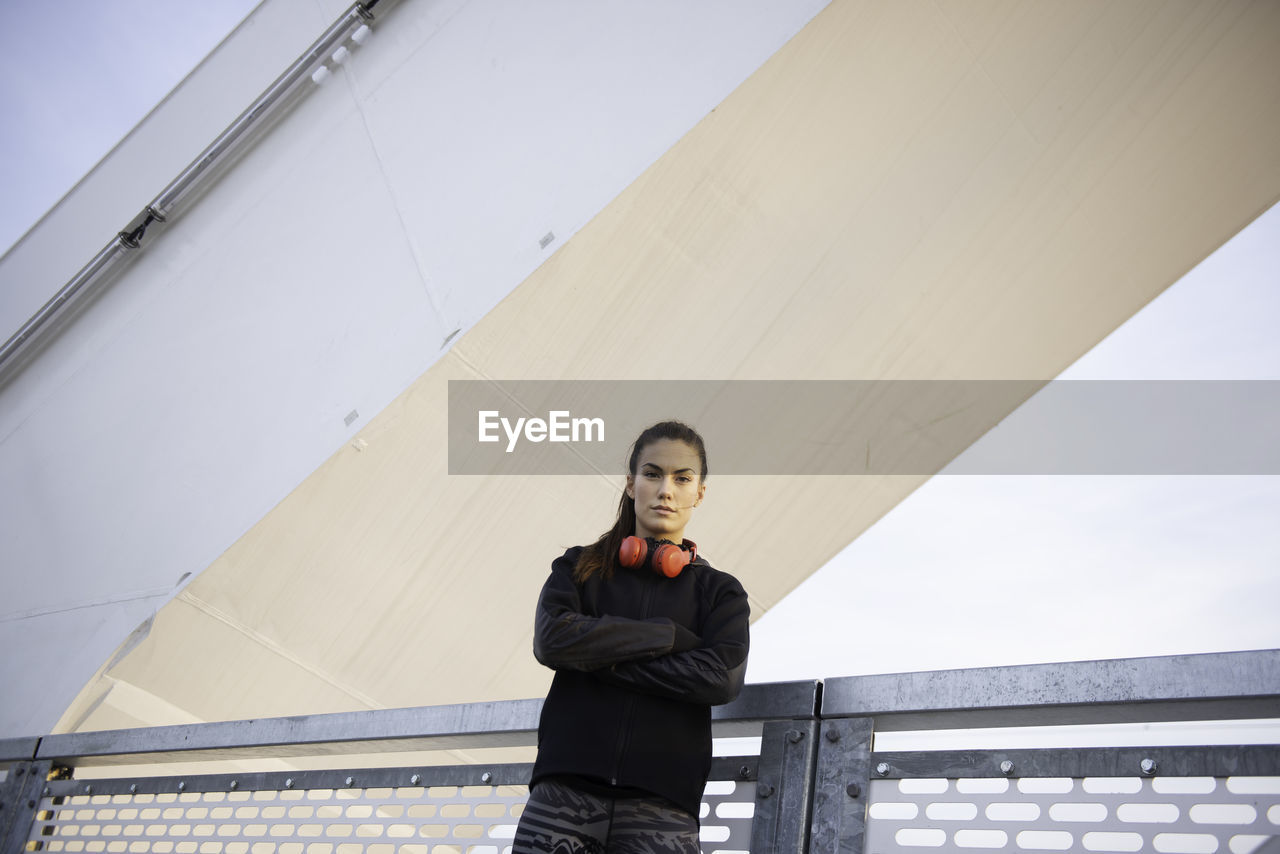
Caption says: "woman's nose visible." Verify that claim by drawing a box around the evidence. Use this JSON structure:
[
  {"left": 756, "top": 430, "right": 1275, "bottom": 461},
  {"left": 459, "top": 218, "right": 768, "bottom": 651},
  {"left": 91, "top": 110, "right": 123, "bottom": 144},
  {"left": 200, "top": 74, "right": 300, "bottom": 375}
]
[{"left": 658, "top": 477, "right": 675, "bottom": 497}]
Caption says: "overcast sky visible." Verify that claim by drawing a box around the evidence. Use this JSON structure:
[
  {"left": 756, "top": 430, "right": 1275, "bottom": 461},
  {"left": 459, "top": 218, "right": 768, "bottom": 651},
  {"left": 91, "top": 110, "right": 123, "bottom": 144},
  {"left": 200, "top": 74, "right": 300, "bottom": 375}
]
[
  {"left": 748, "top": 204, "right": 1280, "bottom": 683},
  {"left": 3, "top": 2, "right": 1276, "bottom": 702},
  {"left": 0, "top": 0, "right": 259, "bottom": 254}
]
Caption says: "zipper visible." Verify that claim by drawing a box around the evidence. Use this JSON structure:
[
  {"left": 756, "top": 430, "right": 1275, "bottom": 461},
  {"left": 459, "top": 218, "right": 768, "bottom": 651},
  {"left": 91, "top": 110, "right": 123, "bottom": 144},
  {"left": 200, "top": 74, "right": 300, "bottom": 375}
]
[
  {"left": 611, "top": 694, "right": 635, "bottom": 786},
  {"left": 609, "top": 573, "right": 656, "bottom": 785}
]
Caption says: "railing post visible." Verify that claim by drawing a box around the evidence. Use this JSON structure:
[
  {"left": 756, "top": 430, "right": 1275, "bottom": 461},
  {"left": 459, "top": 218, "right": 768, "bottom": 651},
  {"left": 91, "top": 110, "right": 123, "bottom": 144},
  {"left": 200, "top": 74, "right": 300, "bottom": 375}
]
[
  {"left": 749, "top": 719, "right": 819, "bottom": 854},
  {"left": 809, "top": 716, "right": 874, "bottom": 854},
  {"left": 0, "top": 760, "right": 52, "bottom": 853}
]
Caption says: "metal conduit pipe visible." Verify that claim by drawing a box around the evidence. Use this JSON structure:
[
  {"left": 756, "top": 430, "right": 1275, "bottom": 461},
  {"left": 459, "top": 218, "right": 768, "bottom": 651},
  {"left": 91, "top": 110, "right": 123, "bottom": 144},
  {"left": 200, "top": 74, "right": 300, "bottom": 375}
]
[{"left": 0, "top": 0, "right": 396, "bottom": 386}]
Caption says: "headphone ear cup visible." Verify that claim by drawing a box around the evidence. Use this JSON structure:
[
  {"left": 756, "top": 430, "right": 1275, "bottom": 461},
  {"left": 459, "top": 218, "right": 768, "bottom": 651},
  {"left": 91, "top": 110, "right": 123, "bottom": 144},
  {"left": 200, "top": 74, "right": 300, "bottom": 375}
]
[
  {"left": 652, "top": 543, "right": 691, "bottom": 578},
  {"left": 619, "top": 536, "right": 647, "bottom": 569},
  {"left": 682, "top": 539, "right": 697, "bottom": 564}
]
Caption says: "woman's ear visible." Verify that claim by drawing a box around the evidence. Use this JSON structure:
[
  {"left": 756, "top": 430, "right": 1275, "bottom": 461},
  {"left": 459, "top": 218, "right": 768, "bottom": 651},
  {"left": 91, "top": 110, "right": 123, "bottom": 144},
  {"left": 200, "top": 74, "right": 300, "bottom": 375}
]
[
  {"left": 695, "top": 481, "right": 706, "bottom": 506},
  {"left": 625, "top": 474, "right": 635, "bottom": 500}
]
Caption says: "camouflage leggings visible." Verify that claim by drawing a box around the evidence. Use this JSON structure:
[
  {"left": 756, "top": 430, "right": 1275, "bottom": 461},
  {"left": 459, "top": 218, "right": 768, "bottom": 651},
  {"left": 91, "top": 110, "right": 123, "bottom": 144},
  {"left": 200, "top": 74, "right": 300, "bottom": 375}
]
[{"left": 511, "top": 779, "right": 701, "bottom": 854}]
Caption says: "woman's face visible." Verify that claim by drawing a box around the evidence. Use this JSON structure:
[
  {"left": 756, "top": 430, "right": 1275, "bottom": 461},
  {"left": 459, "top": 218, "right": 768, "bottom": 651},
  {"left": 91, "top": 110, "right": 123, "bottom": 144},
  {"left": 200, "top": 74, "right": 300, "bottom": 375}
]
[{"left": 626, "top": 438, "right": 706, "bottom": 544}]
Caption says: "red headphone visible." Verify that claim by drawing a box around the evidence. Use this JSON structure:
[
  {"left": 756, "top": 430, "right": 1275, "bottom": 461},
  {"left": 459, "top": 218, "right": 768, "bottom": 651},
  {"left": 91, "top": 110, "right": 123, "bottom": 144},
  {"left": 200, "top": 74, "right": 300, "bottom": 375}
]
[{"left": 619, "top": 536, "right": 697, "bottom": 578}]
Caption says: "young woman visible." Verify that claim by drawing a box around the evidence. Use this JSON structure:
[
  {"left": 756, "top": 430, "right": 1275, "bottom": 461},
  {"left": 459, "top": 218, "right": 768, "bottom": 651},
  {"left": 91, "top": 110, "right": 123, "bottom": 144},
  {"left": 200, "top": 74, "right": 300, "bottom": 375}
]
[{"left": 512, "top": 420, "right": 751, "bottom": 854}]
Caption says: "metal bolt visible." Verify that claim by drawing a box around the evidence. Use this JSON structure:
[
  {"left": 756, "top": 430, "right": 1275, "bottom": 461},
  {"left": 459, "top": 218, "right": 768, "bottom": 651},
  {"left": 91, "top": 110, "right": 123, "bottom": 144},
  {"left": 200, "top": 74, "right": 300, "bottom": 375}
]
[
  {"left": 825, "top": 729, "right": 840, "bottom": 743},
  {"left": 1140, "top": 758, "right": 1157, "bottom": 776},
  {"left": 739, "top": 765, "right": 752, "bottom": 779},
  {"left": 284, "top": 779, "right": 294, "bottom": 789},
  {"left": 1000, "top": 760, "right": 1015, "bottom": 776},
  {"left": 230, "top": 780, "right": 238, "bottom": 790},
  {"left": 756, "top": 783, "right": 775, "bottom": 799},
  {"left": 345, "top": 777, "right": 355, "bottom": 788},
  {"left": 787, "top": 730, "right": 804, "bottom": 744},
  {"left": 481, "top": 772, "right": 493, "bottom": 784},
  {"left": 410, "top": 775, "right": 421, "bottom": 786},
  {"left": 177, "top": 782, "right": 185, "bottom": 792},
  {"left": 43, "top": 787, "right": 50, "bottom": 797},
  {"left": 846, "top": 783, "right": 862, "bottom": 798},
  {"left": 84, "top": 785, "right": 92, "bottom": 795},
  {"left": 129, "top": 784, "right": 138, "bottom": 794},
  {"left": 876, "top": 763, "right": 890, "bottom": 777}
]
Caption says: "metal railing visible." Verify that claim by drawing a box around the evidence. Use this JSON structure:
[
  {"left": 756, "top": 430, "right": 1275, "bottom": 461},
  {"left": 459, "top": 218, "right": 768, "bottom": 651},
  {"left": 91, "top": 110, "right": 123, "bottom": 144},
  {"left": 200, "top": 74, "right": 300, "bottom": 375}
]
[{"left": 2, "top": 649, "right": 1277, "bottom": 853}]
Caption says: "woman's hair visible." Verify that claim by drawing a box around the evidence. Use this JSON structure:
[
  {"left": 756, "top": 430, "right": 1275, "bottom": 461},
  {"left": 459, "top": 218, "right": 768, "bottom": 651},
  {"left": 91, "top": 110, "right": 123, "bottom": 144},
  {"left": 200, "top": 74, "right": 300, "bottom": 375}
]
[{"left": 573, "top": 420, "right": 708, "bottom": 583}]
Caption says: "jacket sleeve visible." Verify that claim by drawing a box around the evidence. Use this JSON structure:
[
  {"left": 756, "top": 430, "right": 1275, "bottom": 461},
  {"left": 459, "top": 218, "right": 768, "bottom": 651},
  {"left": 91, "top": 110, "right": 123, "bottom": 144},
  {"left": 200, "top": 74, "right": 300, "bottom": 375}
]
[
  {"left": 533, "top": 550, "right": 701, "bottom": 672},
  {"left": 595, "top": 572, "right": 750, "bottom": 706}
]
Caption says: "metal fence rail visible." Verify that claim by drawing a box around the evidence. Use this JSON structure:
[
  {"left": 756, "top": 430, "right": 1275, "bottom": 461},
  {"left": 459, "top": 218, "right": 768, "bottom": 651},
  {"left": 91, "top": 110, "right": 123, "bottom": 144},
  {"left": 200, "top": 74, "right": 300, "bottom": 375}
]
[
  {"left": 2, "top": 650, "right": 1277, "bottom": 854},
  {"left": 812, "top": 650, "right": 1280, "bottom": 854}
]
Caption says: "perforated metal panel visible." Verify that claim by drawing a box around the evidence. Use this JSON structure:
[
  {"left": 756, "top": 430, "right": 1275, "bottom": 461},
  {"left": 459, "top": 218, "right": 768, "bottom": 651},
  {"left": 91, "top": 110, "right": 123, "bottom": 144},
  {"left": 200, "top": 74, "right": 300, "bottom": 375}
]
[
  {"left": 27, "top": 775, "right": 755, "bottom": 853},
  {"left": 33, "top": 784, "right": 526, "bottom": 853},
  {"left": 700, "top": 779, "right": 756, "bottom": 852},
  {"left": 865, "top": 776, "right": 1280, "bottom": 854}
]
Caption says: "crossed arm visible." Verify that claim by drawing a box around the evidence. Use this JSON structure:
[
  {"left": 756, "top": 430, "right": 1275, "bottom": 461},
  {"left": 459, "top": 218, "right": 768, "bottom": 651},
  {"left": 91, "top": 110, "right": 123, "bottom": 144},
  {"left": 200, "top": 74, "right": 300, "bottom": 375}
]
[{"left": 532, "top": 555, "right": 750, "bottom": 706}]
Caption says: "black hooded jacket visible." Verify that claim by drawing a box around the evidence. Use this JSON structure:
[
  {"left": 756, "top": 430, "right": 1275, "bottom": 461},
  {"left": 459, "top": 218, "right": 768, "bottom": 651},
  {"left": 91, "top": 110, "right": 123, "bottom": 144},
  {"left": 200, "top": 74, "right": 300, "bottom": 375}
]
[{"left": 529, "top": 545, "right": 751, "bottom": 817}]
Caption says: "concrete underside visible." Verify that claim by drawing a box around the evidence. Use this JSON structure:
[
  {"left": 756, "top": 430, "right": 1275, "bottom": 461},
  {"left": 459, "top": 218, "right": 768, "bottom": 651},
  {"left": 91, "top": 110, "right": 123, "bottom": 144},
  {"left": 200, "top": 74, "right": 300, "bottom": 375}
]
[{"left": 52, "top": 0, "right": 1280, "bottom": 752}]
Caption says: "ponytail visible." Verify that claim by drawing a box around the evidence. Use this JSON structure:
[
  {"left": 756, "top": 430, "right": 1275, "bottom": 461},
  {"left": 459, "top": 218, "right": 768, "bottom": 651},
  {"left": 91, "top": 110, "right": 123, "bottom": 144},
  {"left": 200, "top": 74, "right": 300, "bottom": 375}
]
[{"left": 573, "top": 492, "right": 636, "bottom": 583}]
